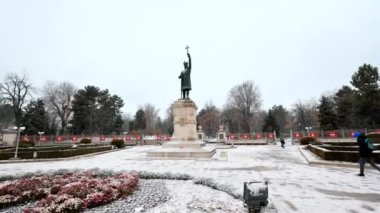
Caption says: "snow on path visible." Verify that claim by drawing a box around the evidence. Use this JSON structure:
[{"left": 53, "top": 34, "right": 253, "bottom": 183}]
[{"left": 1, "top": 144, "right": 380, "bottom": 213}]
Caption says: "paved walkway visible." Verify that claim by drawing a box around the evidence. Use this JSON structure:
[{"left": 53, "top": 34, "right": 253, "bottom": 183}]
[{"left": 1, "top": 143, "right": 380, "bottom": 213}]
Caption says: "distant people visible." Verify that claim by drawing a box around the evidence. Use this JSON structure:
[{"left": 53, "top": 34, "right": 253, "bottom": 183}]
[
  {"left": 280, "top": 138, "right": 285, "bottom": 148},
  {"left": 354, "top": 132, "right": 380, "bottom": 176}
]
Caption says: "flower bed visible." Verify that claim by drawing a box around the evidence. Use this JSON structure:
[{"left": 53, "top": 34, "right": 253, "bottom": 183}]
[{"left": 0, "top": 171, "right": 139, "bottom": 212}]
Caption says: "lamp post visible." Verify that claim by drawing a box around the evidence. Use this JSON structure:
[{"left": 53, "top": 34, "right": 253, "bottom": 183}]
[
  {"left": 122, "top": 132, "right": 128, "bottom": 141},
  {"left": 305, "top": 127, "right": 312, "bottom": 136},
  {"left": 38, "top": 131, "right": 44, "bottom": 146},
  {"left": 13, "top": 126, "right": 25, "bottom": 159}
]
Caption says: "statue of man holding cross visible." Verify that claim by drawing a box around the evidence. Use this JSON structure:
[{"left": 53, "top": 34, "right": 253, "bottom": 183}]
[{"left": 179, "top": 45, "right": 192, "bottom": 99}]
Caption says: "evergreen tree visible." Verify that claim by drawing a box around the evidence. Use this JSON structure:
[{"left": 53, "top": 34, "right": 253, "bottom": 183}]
[
  {"left": 21, "top": 99, "right": 49, "bottom": 135},
  {"left": 71, "top": 86, "right": 124, "bottom": 135},
  {"left": 129, "top": 109, "right": 146, "bottom": 132},
  {"left": 317, "top": 96, "right": 338, "bottom": 130},
  {"left": 334, "top": 86, "right": 354, "bottom": 128},
  {"left": 262, "top": 110, "right": 279, "bottom": 136},
  {"left": 271, "top": 105, "right": 288, "bottom": 133},
  {"left": 350, "top": 64, "right": 380, "bottom": 127}
]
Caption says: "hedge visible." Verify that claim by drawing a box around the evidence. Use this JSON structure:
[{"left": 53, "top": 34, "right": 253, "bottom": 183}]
[{"left": 0, "top": 146, "right": 112, "bottom": 160}]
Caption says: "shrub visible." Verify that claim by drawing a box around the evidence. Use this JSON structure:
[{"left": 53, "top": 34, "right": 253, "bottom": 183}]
[
  {"left": 0, "top": 171, "right": 139, "bottom": 212},
  {"left": 300, "top": 136, "right": 316, "bottom": 145},
  {"left": 80, "top": 138, "right": 91, "bottom": 144},
  {"left": 111, "top": 139, "right": 125, "bottom": 148},
  {"left": 367, "top": 133, "right": 380, "bottom": 143},
  {"left": 19, "top": 140, "right": 35, "bottom": 148}
]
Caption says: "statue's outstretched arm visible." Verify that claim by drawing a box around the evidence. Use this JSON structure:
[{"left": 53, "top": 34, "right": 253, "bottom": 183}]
[{"left": 187, "top": 53, "right": 191, "bottom": 70}]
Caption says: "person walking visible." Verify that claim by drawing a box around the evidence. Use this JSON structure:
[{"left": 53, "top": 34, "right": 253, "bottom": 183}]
[
  {"left": 280, "top": 138, "right": 285, "bottom": 148},
  {"left": 355, "top": 132, "right": 380, "bottom": 176}
]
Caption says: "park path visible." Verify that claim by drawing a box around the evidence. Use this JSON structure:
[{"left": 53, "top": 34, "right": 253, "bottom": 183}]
[{"left": 1, "top": 143, "right": 380, "bottom": 212}]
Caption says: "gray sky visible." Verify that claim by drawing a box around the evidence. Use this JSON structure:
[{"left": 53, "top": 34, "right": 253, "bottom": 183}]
[{"left": 1, "top": 0, "right": 379, "bottom": 117}]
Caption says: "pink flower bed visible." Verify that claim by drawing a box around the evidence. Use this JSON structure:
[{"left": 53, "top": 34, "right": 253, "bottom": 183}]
[{"left": 0, "top": 171, "right": 139, "bottom": 212}]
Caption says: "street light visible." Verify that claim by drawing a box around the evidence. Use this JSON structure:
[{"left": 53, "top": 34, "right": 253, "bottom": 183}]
[
  {"left": 12, "top": 126, "right": 25, "bottom": 159},
  {"left": 305, "top": 127, "right": 312, "bottom": 136},
  {"left": 38, "top": 131, "right": 44, "bottom": 146}
]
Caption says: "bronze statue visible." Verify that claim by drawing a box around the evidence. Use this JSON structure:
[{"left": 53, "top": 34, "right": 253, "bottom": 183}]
[{"left": 179, "top": 46, "right": 192, "bottom": 99}]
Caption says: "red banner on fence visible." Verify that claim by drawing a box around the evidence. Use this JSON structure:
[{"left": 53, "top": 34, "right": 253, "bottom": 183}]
[
  {"left": 125, "top": 135, "right": 131, "bottom": 141},
  {"left": 100, "top": 135, "right": 106, "bottom": 141},
  {"left": 135, "top": 135, "right": 141, "bottom": 141},
  {"left": 39, "top": 136, "right": 47, "bottom": 142},
  {"left": 310, "top": 131, "right": 318, "bottom": 138},
  {"left": 156, "top": 135, "right": 162, "bottom": 140},
  {"left": 242, "top": 134, "right": 249, "bottom": 139},
  {"left": 254, "top": 133, "right": 262, "bottom": 139},
  {"left": 112, "top": 135, "right": 119, "bottom": 140},
  {"left": 327, "top": 131, "right": 338, "bottom": 138},
  {"left": 55, "top": 136, "right": 63, "bottom": 142},
  {"left": 229, "top": 134, "right": 237, "bottom": 140},
  {"left": 268, "top": 133, "right": 274, "bottom": 139},
  {"left": 294, "top": 132, "right": 302, "bottom": 139},
  {"left": 165, "top": 135, "right": 171, "bottom": 141},
  {"left": 72, "top": 136, "right": 78, "bottom": 142}
]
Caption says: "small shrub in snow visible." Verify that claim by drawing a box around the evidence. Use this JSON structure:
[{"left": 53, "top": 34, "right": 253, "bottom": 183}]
[
  {"left": 111, "top": 139, "right": 125, "bottom": 148},
  {"left": 19, "top": 140, "right": 35, "bottom": 147},
  {"left": 80, "top": 138, "right": 91, "bottom": 144},
  {"left": 300, "top": 136, "right": 316, "bottom": 145}
]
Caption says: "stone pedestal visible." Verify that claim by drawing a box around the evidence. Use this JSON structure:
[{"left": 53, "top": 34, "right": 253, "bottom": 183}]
[
  {"left": 147, "top": 99, "right": 215, "bottom": 159},
  {"left": 1, "top": 129, "right": 17, "bottom": 146},
  {"left": 171, "top": 100, "right": 197, "bottom": 141},
  {"left": 217, "top": 125, "right": 227, "bottom": 143}
]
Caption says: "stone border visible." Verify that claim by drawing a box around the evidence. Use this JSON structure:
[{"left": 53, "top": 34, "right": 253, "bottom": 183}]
[{"left": 298, "top": 146, "right": 377, "bottom": 169}]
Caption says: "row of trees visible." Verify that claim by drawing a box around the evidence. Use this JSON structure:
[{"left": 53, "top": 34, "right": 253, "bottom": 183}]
[
  {"left": 0, "top": 74, "right": 125, "bottom": 135},
  {"left": 1, "top": 63, "right": 379, "bottom": 137},
  {"left": 318, "top": 64, "right": 380, "bottom": 130},
  {"left": 197, "top": 64, "right": 380, "bottom": 137}
]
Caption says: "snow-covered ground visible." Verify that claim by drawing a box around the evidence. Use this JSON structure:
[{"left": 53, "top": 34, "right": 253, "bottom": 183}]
[{"left": 1, "top": 142, "right": 380, "bottom": 213}]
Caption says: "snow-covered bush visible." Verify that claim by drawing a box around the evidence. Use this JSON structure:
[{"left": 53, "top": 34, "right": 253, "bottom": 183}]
[
  {"left": 300, "top": 136, "right": 316, "bottom": 145},
  {"left": 0, "top": 170, "right": 139, "bottom": 212},
  {"left": 111, "top": 139, "right": 125, "bottom": 148}
]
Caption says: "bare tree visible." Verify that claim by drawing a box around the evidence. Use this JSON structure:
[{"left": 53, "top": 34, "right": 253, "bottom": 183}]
[
  {"left": 122, "top": 113, "right": 132, "bottom": 132},
  {"left": 42, "top": 81, "right": 76, "bottom": 134},
  {"left": 0, "top": 73, "right": 32, "bottom": 127},
  {"left": 290, "top": 99, "right": 319, "bottom": 131},
  {"left": 197, "top": 101, "right": 221, "bottom": 137},
  {"left": 142, "top": 103, "right": 159, "bottom": 134},
  {"left": 226, "top": 81, "right": 262, "bottom": 133}
]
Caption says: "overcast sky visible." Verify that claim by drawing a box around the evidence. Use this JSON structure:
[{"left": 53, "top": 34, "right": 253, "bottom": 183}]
[{"left": 1, "top": 0, "right": 379, "bottom": 117}]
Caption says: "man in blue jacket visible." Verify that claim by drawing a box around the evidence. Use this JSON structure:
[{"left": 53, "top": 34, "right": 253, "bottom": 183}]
[{"left": 355, "top": 132, "right": 380, "bottom": 176}]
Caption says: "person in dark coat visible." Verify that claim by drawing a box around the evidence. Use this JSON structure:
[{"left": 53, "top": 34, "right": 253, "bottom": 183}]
[
  {"left": 355, "top": 132, "right": 380, "bottom": 176},
  {"left": 280, "top": 138, "right": 285, "bottom": 148}
]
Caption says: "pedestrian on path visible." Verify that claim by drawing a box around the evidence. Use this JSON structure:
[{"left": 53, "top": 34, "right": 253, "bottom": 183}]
[
  {"left": 280, "top": 138, "right": 285, "bottom": 148},
  {"left": 355, "top": 132, "right": 380, "bottom": 176}
]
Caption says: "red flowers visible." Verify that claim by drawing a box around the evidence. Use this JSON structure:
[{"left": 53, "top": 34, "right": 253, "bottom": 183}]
[{"left": 0, "top": 171, "right": 139, "bottom": 212}]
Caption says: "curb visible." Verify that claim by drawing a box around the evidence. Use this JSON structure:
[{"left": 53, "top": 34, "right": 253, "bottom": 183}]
[{"left": 0, "top": 147, "right": 128, "bottom": 164}]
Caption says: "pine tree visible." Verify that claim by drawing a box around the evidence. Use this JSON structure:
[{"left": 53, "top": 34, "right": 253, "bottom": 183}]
[
  {"left": 350, "top": 64, "right": 380, "bottom": 127},
  {"left": 262, "top": 110, "right": 279, "bottom": 136},
  {"left": 271, "top": 105, "right": 288, "bottom": 133},
  {"left": 334, "top": 86, "right": 354, "bottom": 128},
  {"left": 317, "top": 96, "right": 338, "bottom": 130},
  {"left": 71, "top": 86, "right": 124, "bottom": 135},
  {"left": 129, "top": 109, "right": 146, "bottom": 132},
  {"left": 21, "top": 99, "right": 49, "bottom": 135}
]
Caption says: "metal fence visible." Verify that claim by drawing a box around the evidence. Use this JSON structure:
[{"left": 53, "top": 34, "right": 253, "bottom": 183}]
[{"left": 18, "top": 134, "right": 172, "bottom": 145}]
